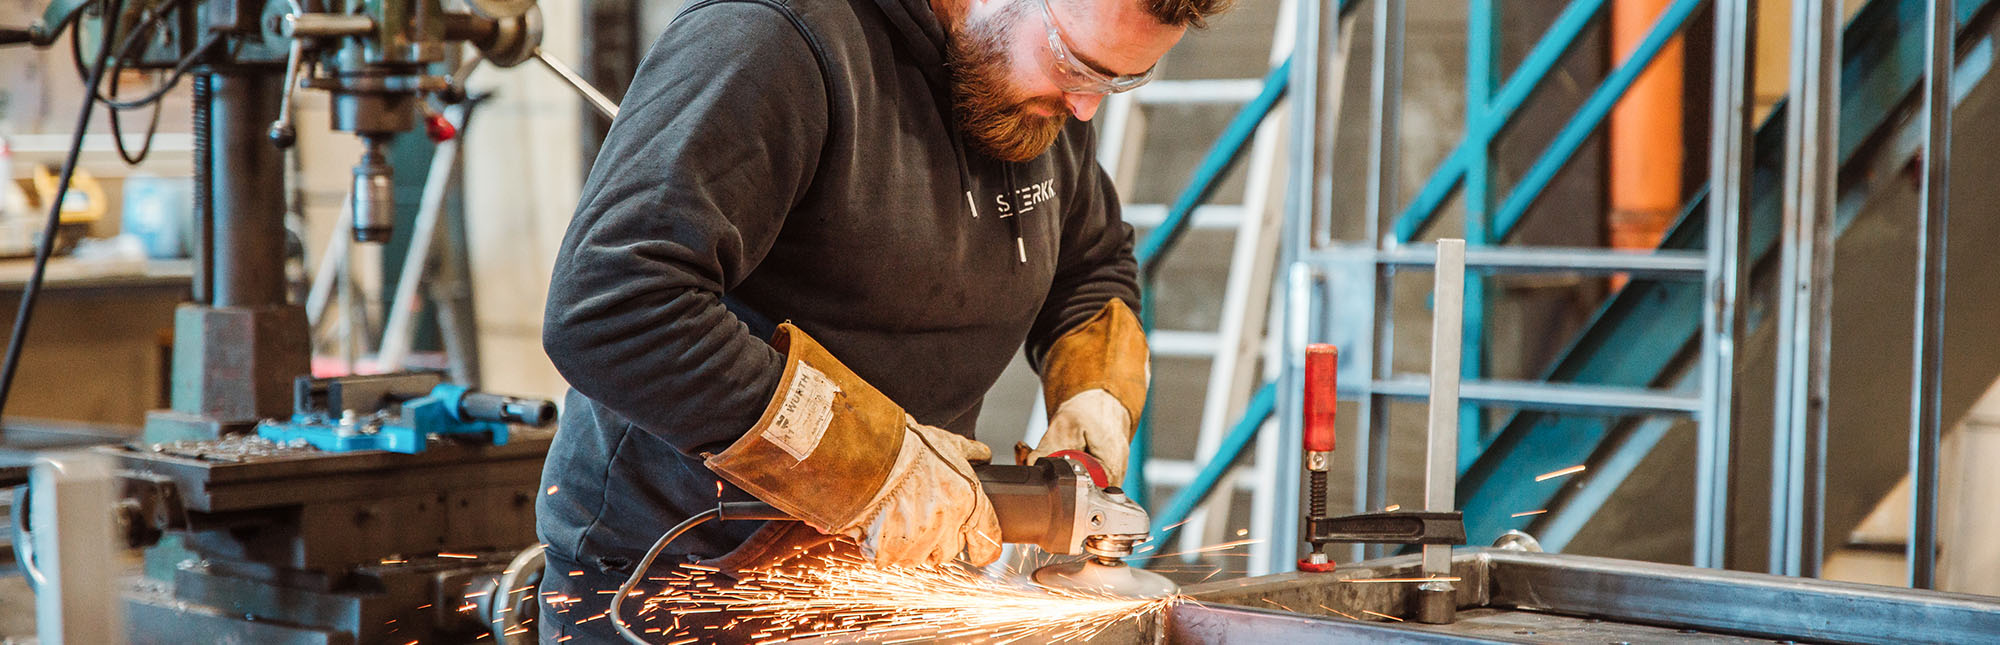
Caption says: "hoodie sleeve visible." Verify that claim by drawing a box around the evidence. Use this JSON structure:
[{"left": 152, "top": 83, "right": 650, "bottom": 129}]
[
  {"left": 1025, "top": 123, "right": 1141, "bottom": 371},
  {"left": 543, "top": 1, "right": 828, "bottom": 456}
]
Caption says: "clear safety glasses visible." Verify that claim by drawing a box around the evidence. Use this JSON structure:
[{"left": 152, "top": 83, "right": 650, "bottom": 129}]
[{"left": 1038, "top": 0, "right": 1158, "bottom": 95}]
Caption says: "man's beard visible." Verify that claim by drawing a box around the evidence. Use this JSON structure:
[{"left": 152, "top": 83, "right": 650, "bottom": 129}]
[{"left": 947, "top": 3, "right": 1066, "bottom": 163}]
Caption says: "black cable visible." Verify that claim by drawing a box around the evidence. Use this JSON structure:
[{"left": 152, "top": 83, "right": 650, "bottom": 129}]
[
  {"left": 0, "top": 0, "right": 123, "bottom": 417},
  {"left": 107, "top": 85, "right": 163, "bottom": 165},
  {"left": 610, "top": 508, "right": 718, "bottom": 645}
]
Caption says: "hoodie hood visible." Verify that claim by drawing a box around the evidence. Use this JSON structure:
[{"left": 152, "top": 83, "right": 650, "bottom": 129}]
[{"left": 872, "top": 0, "right": 952, "bottom": 88}]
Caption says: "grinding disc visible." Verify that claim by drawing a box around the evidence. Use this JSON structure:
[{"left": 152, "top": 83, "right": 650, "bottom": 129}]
[{"left": 1031, "top": 559, "right": 1178, "bottom": 597}]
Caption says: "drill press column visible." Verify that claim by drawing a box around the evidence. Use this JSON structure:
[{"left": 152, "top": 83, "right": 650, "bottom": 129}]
[{"left": 147, "top": 69, "right": 311, "bottom": 441}]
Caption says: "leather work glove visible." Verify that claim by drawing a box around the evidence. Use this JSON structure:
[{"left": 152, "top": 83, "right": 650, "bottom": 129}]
[
  {"left": 1024, "top": 299, "right": 1149, "bottom": 486},
  {"left": 705, "top": 323, "right": 1002, "bottom": 568},
  {"left": 1025, "top": 389, "right": 1133, "bottom": 486},
  {"left": 855, "top": 418, "right": 1002, "bottom": 567}
]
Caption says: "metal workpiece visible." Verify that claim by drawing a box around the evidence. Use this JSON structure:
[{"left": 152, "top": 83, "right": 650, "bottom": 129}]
[
  {"left": 1909, "top": 0, "right": 1955, "bottom": 590},
  {"left": 1070, "top": 549, "right": 2000, "bottom": 644}
]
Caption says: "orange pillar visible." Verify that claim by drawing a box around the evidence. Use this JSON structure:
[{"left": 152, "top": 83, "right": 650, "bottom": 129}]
[{"left": 1610, "top": 0, "right": 1686, "bottom": 289}]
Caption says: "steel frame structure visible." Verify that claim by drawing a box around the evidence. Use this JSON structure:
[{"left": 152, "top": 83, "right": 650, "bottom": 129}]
[{"left": 1132, "top": 0, "right": 1977, "bottom": 582}]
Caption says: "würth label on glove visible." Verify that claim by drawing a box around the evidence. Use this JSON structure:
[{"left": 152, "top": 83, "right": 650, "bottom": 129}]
[{"left": 767, "top": 362, "right": 841, "bottom": 461}]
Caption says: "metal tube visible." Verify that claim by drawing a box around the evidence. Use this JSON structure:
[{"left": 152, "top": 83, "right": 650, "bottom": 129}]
[
  {"left": 1910, "top": 0, "right": 1953, "bottom": 590},
  {"left": 1423, "top": 239, "right": 1465, "bottom": 579},
  {"left": 1365, "top": 0, "right": 1402, "bottom": 243},
  {"left": 208, "top": 71, "right": 288, "bottom": 308},
  {"left": 1358, "top": 0, "right": 1403, "bottom": 561},
  {"left": 1307, "top": 0, "right": 1340, "bottom": 249},
  {"left": 1698, "top": 0, "right": 1755, "bottom": 571},
  {"left": 534, "top": 48, "right": 619, "bottom": 121},
  {"left": 1771, "top": 0, "right": 1839, "bottom": 578}
]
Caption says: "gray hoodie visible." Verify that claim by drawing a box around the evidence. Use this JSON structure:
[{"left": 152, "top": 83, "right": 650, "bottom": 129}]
[{"left": 536, "top": 0, "right": 1138, "bottom": 572}]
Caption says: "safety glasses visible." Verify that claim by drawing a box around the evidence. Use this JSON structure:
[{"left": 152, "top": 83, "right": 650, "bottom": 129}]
[{"left": 1038, "top": 0, "right": 1157, "bottom": 95}]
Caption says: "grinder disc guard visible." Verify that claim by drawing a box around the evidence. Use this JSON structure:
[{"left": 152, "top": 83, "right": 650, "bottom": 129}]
[{"left": 1032, "top": 558, "right": 1178, "bottom": 597}]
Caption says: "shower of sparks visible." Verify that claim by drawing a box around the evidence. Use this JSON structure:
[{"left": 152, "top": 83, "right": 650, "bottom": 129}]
[
  {"left": 1511, "top": 509, "right": 1548, "bottom": 517},
  {"left": 623, "top": 554, "right": 1180, "bottom": 643},
  {"left": 1144, "top": 538, "right": 1262, "bottom": 560},
  {"left": 1341, "top": 576, "right": 1462, "bottom": 584},
  {"left": 1535, "top": 465, "right": 1587, "bottom": 482}
]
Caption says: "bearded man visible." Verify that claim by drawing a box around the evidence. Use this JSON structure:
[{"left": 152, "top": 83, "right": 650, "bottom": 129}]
[{"left": 537, "top": 0, "right": 1227, "bottom": 640}]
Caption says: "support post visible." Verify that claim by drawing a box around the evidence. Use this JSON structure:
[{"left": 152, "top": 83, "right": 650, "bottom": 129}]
[
  {"left": 1358, "top": 0, "right": 1403, "bottom": 560},
  {"left": 1771, "top": 0, "right": 1839, "bottom": 578},
  {"left": 1909, "top": 0, "right": 1953, "bottom": 590},
  {"left": 1697, "top": 0, "right": 1755, "bottom": 571}
]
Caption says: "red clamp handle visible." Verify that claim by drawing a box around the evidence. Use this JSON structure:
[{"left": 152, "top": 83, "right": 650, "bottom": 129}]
[
  {"left": 1304, "top": 344, "right": 1338, "bottom": 452},
  {"left": 1045, "top": 449, "right": 1110, "bottom": 489},
  {"left": 425, "top": 112, "right": 457, "bottom": 143}
]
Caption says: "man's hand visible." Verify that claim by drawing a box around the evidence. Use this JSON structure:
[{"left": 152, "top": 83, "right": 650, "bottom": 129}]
[
  {"left": 850, "top": 419, "right": 1003, "bottom": 567},
  {"left": 1024, "top": 389, "right": 1132, "bottom": 486}
]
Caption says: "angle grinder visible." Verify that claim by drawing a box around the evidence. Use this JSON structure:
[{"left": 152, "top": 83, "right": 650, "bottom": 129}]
[
  {"left": 700, "top": 452, "right": 1176, "bottom": 596},
  {"left": 980, "top": 450, "right": 1177, "bottom": 597}
]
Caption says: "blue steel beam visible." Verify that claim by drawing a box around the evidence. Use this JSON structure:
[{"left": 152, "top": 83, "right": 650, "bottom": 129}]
[
  {"left": 1453, "top": 0, "right": 1995, "bottom": 548},
  {"left": 1462, "top": 0, "right": 1497, "bottom": 468},
  {"left": 1490, "top": 0, "right": 1704, "bottom": 242},
  {"left": 1394, "top": 0, "right": 1610, "bottom": 244}
]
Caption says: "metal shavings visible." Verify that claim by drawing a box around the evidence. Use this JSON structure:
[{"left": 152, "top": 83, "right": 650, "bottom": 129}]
[{"left": 150, "top": 435, "right": 317, "bottom": 462}]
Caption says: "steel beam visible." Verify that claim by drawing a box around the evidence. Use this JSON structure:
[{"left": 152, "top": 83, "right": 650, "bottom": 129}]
[
  {"left": 1489, "top": 0, "right": 1702, "bottom": 242},
  {"left": 1698, "top": 0, "right": 1755, "bottom": 570},
  {"left": 1362, "top": 245, "right": 1705, "bottom": 277},
  {"left": 1456, "top": 0, "right": 1995, "bottom": 556},
  {"left": 1394, "top": 0, "right": 1609, "bottom": 242},
  {"left": 1909, "top": 0, "right": 1954, "bottom": 590},
  {"left": 1361, "top": 377, "right": 1700, "bottom": 415},
  {"left": 1770, "top": 0, "right": 1840, "bottom": 579}
]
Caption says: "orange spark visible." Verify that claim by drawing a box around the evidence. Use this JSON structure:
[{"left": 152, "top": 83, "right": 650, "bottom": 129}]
[
  {"left": 438, "top": 552, "right": 478, "bottom": 559},
  {"left": 547, "top": 485, "right": 560, "bottom": 495},
  {"left": 1317, "top": 603, "right": 1361, "bottom": 620},
  {"left": 1360, "top": 609, "right": 1405, "bottom": 622},
  {"left": 1511, "top": 510, "right": 1548, "bottom": 517},
  {"left": 1384, "top": 504, "right": 1401, "bottom": 512}
]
